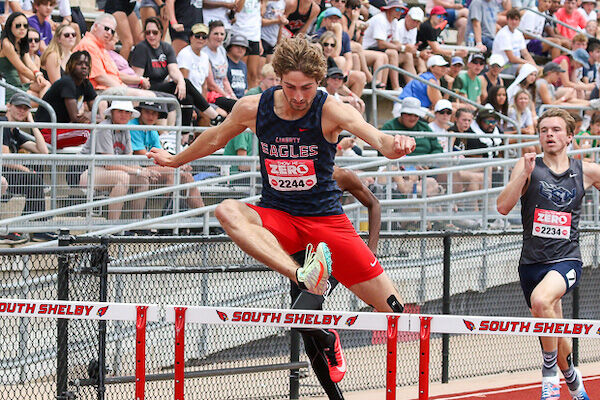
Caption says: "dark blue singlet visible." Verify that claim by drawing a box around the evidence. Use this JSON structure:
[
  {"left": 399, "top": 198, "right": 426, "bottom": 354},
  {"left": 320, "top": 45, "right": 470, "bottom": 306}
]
[{"left": 255, "top": 86, "right": 343, "bottom": 216}]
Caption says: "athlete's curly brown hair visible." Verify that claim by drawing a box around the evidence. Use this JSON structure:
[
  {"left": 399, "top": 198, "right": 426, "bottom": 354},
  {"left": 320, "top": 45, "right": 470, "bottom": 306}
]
[
  {"left": 272, "top": 36, "right": 327, "bottom": 83},
  {"left": 537, "top": 108, "right": 576, "bottom": 136}
]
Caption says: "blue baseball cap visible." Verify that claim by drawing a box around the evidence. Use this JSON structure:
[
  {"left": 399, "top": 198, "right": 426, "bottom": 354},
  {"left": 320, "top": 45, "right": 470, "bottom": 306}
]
[
  {"left": 321, "top": 7, "right": 343, "bottom": 19},
  {"left": 451, "top": 56, "right": 464, "bottom": 66},
  {"left": 572, "top": 48, "right": 590, "bottom": 69}
]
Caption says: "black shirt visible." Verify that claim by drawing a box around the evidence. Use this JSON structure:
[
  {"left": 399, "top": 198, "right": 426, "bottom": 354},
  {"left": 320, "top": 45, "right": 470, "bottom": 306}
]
[
  {"left": 416, "top": 19, "right": 441, "bottom": 51},
  {"left": 130, "top": 40, "right": 178, "bottom": 85},
  {"left": 1, "top": 116, "right": 28, "bottom": 154},
  {"left": 35, "top": 75, "right": 97, "bottom": 123}
]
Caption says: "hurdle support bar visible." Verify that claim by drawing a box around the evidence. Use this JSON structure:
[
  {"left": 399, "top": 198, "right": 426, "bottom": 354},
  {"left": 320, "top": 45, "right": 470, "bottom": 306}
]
[
  {"left": 386, "top": 315, "right": 399, "bottom": 400},
  {"left": 174, "top": 307, "right": 187, "bottom": 400},
  {"left": 419, "top": 317, "right": 432, "bottom": 400},
  {"left": 135, "top": 306, "right": 148, "bottom": 400}
]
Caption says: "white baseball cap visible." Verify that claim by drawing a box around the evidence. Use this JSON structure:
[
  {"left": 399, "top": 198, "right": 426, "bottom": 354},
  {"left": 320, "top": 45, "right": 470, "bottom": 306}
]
[
  {"left": 434, "top": 99, "right": 453, "bottom": 112},
  {"left": 427, "top": 55, "right": 449, "bottom": 68},
  {"left": 407, "top": 7, "right": 424, "bottom": 22},
  {"left": 488, "top": 54, "right": 506, "bottom": 67}
]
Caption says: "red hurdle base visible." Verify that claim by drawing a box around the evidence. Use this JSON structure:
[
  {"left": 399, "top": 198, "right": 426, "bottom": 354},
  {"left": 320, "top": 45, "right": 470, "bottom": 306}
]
[
  {"left": 174, "top": 307, "right": 187, "bottom": 400},
  {"left": 386, "top": 315, "right": 399, "bottom": 400},
  {"left": 419, "top": 317, "right": 432, "bottom": 400},
  {"left": 135, "top": 306, "right": 148, "bottom": 400}
]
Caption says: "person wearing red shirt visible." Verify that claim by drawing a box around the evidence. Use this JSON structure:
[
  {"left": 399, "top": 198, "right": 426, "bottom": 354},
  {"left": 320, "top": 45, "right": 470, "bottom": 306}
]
[{"left": 554, "top": 0, "right": 587, "bottom": 40}]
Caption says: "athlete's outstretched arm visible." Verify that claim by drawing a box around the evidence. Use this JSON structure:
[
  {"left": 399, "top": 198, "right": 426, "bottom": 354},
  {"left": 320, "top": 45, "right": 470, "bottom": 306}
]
[
  {"left": 333, "top": 167, "right": 380, "bottom": 253},
  {"left": 147, "top": 96, "right": 259, "bottom": 168},
  {"left": 583, "top": 161, "right": 600, "bottom": 190},
  {"left": 497, "top": 153, "right": 535, "bottom": 215},
  {"left": 324, "top": 100, "right": 415, "bottom": 159}
]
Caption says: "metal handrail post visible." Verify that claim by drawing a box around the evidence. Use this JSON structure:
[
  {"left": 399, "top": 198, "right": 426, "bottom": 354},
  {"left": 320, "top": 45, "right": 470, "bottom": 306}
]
[{"left": 371, "top": 79, "right": 379, "bottom": 128}]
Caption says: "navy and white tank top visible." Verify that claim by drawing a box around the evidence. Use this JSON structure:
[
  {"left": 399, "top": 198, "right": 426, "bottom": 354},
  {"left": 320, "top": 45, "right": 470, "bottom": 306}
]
[
  {"left": 520, "top": 157, "right": 584, "bottom": 265},
  {"left": 255, "top": 86, "right": 343, "bottom": 216}
]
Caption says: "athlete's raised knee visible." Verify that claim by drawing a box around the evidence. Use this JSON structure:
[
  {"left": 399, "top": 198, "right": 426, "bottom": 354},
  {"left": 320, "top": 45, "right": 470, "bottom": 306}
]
[{"left": 215, "top": 199, "right": 245, "bottom": 226}]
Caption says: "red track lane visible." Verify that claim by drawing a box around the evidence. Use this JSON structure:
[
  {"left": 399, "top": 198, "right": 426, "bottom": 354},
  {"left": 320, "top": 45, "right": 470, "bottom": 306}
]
[{"left": 423, "top": 374, "right": 600, "bottom": 400}]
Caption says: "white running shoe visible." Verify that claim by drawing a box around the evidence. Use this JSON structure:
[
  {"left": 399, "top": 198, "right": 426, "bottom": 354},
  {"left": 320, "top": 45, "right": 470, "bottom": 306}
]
[
  {"left": 296, "top": 243, "right": 332, "bottom": 295},
  {"left": 541, "top": 374, "right": 561, "bottom": 400},
  {"left": 569, "top": 369, "right": 590, "bottom": 400}
]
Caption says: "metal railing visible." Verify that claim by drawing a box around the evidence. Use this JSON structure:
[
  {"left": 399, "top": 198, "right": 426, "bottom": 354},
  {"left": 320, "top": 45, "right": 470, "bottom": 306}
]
[{"left": 516, "top": 27, "right": 573, "bottom": 56}]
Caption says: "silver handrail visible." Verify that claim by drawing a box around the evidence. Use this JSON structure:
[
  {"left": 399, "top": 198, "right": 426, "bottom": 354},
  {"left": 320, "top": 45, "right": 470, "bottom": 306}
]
[{"left": 516, "top": 28, "right": 573, "bottom": 56}]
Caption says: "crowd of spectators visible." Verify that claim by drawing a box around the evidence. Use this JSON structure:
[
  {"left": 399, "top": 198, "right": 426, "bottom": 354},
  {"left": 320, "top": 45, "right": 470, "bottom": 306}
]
[{"left": 3, "top": 0, "right": 600, "bottom": 242}]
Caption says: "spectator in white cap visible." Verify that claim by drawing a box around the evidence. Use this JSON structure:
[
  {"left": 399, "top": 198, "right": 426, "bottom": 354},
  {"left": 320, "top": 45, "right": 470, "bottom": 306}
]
[
  {"left": 418, "top": 6, "right": 468, "bottom": 59},
  {"left": 361, "top": 0, "right": 408, "bottom": 90},
  {"left": 479, "top": 54, "right": 505, "bottom": 103},
  {"left": 453, "top": 53, "right": 484, "bottom": 104},
  {"left": 398, "top": 54, "right": 448, "bottom": 110},
  {"left": 429, "top": 99, "right": 454, "bottom": 151},
  {"left": 491, "top": 9, "right": 535, "bottom": 76},
  {"left": 579, "top": 0, "right": 597, "bottom": 22},
  {"left": 395, "top": 7, "right": 426, "bottom": 78},
  {"left": 70, "top": 100, "right": 155, "bottom": 225}
]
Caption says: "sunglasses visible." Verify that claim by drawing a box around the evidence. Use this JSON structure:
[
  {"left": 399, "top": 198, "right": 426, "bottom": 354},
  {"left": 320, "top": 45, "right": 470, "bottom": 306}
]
[
  {"left": 62, "top": 32, "right": 76, "bottom": 38},
  {"left": 437, "top": 109, "right": 452, "bottom": 115},
  {"left": 145, "top": 29, "right": 160, "bottom": 36},
  {"left": 322, "top": 42, "right": 336, "bottom": 47},
  {"left": 350, "top": 5, "right": 360, "bottom": 9},
  {"left": 101, "top": 24, "right": 115, "bottom": 35},
  {"left": 483, "top": 118, "right": 498, "bottom": 125},
  {"left": 28, "top": 37, "right": 40, "bottom": 43},
  {"left": 471, "top": 60, "right": 485, "bottom": 65},
  {"left": 193, "top": 33, "right": 208, "bottom": 39},
  {"left": 15, "top": 23, "right": 28, "bottom": 29}
]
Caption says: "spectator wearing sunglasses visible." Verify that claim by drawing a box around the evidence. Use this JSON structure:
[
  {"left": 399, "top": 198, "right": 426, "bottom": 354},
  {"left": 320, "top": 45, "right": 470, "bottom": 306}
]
[
  {"left": 0, "top": 12, "right": 50, "bottom": 100},
  {"left": 429, "top": 99, "right": 453, "bottom": 151},
  {"left": 361, "top": 0, "right": 407, "bottom": 90},
  {"left": 26, "top": 28, "right": 41, "bottom": 70},
  {"left": 177, "top": 24, "right": 212, "bottom": 98},
  {"left": 452, "top": 53, "right": 484, "bottom": 104},
  {"left": 424, "top": 0, "right": 468, "bottom": 45},
  {"left": 40, "top": 24, "right": 78, "bottom": 83},
  {"left": 131, "top": 17, "right": 226, "bottom": 127},
  {"left": 315, "top": 7, "right": 367, "bottom": 96},
  {"left": 470, "top": 105, "right": 502, "bottom": 159},
  {"left": 417, "top": 6, "right": 467, "bottom": 59},
  {"left": 27, "top": 0, "right": 55, "bottom": 52}
]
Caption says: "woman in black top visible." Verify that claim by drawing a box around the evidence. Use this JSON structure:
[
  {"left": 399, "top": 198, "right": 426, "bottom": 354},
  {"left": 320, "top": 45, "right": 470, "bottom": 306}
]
[{"left": 130, "top": 17, "right": 225, "bottom": 126}]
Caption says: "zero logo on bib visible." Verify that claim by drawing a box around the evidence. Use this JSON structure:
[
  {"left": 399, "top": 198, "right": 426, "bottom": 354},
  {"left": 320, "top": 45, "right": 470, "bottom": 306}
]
[
  {"left": 532, "top": 208, "right": 571, "bottom": 240},
  {"left": 265, "top": 159, "right": 317, "bottom": 191}
]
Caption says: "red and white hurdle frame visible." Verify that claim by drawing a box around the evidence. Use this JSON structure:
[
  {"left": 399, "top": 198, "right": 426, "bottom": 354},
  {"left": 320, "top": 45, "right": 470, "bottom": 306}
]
[
  {"left": 2, "top": 298, "right": 600, "bottom": 400},
  {"left": 0, "top": 298, "right": 160, "bottom": 400}
]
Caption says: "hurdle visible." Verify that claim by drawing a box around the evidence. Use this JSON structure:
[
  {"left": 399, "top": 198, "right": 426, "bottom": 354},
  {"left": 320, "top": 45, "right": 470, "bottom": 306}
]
[
  {"left": 0, "top": 298, "right": 159, "bottom": 400},
  {"left": 3, "top": 298, "right": 600, "bottom": 399},
  {"left": 165, "top": 305, "right": 600, "bottom": 400}
]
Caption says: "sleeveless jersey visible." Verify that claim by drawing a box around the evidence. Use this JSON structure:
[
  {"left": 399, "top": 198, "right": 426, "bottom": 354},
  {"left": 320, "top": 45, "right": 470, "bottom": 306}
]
[
  {"left": 255, "top": 86, "right": 343, "bottom": 216},
  {"left": 520, "top": 157, "right": 584, "bottom": 265},
  {"left": 285, "top": 1, "right": 313, "bottom": 36}
]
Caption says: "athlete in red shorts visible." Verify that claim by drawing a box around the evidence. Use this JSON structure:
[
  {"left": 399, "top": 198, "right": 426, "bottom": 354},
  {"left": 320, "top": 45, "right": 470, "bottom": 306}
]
[{"left": 148, "top": 36, "right": 414, "bottom": 313}]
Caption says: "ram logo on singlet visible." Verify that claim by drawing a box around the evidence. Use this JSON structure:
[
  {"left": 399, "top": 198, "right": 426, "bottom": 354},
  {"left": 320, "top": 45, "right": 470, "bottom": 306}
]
[{"left": 539, "top": 181, "right": 576, "bottom": 207}]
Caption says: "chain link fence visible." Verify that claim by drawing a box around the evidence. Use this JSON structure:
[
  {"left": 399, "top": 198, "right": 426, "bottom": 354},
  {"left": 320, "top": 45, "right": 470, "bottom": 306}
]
[{"left": 1, "top": 231, "right": 600, "bottom": 399}]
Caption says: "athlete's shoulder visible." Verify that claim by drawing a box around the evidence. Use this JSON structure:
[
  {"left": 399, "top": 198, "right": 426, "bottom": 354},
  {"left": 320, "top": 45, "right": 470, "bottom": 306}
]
[{"left": 231, "top": 95, "right": 261, "bottom": 117}]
